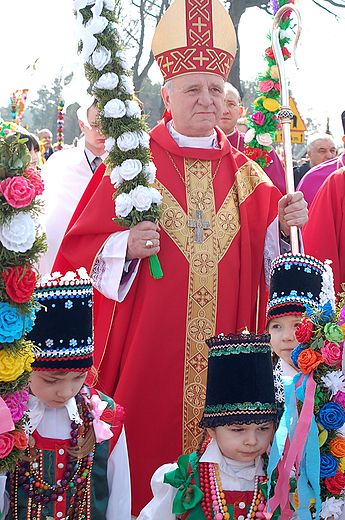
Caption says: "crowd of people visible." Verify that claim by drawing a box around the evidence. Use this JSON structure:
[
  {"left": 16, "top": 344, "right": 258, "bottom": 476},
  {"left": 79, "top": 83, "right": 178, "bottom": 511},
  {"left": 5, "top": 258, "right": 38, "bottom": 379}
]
[{"left": 1, "top": 0, "right": 345, "bottom": 518}]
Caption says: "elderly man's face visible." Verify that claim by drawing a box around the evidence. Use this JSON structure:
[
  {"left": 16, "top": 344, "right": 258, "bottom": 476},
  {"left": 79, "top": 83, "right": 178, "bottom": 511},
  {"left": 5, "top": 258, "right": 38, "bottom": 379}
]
[
  {"left": 162, "top": 73, "right": 225, "bottom": 137},
  {"left": 218, "top": 89, "right": 243, "bottom": 136},
  {"left": 40, "top": 131, "right": 52, "bottom": 152},
  {"left": 308, "top": 138, "right": 336, "bottom": 167}
]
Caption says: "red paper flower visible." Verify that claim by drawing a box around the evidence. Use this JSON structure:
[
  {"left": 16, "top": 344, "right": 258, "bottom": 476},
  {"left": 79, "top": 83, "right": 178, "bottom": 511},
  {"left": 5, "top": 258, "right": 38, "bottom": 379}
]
[
  {"left": 0, "top": 177, "right": 35, "bottom": 209},
  {"left": 295, "top": 318, "right": 314, "bottom": 343},
  {"left": 282, "top": 47, "right": 292, "bottom": 59},
  {"left": 265, "top": 47, "right": 275, "bottom": 60},
  {"left": 324, "top": 470, "right": 345, "bottom": 494},
  {"left": 24, "top": 168, "right": 44, "bottom": 196},
  {"left": 0, "top": 433, "right": 15, "bottom": 458},
  {"left": 2, "top": 265, "right": 37, "bottom": 303}
]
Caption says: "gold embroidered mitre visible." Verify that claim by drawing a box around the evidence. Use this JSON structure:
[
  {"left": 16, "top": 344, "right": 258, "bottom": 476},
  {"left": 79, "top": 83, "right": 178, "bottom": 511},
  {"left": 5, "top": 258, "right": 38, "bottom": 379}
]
[{"left": 151, "top": 0, "right": 237, "bottom": 82}]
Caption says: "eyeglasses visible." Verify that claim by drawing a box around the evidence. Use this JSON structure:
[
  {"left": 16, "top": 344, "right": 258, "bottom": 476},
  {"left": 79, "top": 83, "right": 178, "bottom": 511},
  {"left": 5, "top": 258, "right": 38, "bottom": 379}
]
[{"left": 225, "top": 100, "right": 241, "bottom": 110}]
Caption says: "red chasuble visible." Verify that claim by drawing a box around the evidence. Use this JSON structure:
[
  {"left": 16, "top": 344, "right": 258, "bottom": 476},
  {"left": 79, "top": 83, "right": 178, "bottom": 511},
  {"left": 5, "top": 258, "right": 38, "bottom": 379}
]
[
  {"left": 303, "top": 168, "right": 345, "bottom": 296},
  {"left": 54, "top": 116, "right": 281, "bottom": 514}
]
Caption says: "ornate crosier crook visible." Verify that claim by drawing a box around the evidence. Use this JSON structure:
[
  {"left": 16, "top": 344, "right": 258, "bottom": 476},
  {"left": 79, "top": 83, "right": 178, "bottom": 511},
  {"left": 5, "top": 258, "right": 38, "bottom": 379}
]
[{"left": 272, "top": 5, "right": 302, "bottom": 255}]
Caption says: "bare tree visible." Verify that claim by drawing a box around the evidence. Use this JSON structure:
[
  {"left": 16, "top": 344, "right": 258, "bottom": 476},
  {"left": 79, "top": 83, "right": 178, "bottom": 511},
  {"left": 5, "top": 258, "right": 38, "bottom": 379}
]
[
  {"left": 225, "top": 0, "right": 345, "bottom": 94},
  {"left": 122, "top": 0, "right": 345, "bottom": 94},
  {"left": 120, "top": 0, "right": 170, "bottom": 92}
]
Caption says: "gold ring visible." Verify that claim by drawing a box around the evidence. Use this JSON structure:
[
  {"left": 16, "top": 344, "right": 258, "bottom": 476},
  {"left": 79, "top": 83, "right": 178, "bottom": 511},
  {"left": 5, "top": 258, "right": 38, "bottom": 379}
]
[{"left": 145, "top": 240, "right": 153, "bottom": 249}]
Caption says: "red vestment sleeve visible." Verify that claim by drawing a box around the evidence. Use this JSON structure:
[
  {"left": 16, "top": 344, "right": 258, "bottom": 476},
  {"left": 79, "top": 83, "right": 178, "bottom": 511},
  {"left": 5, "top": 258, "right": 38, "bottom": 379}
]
[{"left": 302, "top": 168, "right": 345, "bottom": 296}]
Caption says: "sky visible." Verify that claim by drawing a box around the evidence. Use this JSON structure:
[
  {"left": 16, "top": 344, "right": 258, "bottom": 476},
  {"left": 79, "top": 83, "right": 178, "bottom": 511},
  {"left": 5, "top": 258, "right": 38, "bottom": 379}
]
[{"left": 1, "top": 0, "right": 345, "bottom": 143}]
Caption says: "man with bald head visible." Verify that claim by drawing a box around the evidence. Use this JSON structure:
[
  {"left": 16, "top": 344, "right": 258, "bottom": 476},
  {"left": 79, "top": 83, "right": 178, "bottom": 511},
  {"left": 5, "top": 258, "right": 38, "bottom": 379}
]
[
  {"left": 55, "top": 0, "right": 308, "bottom": 512},
  {"left": 218, "top": 82, "right": 286, "bottom": 194},
  {"left": 297, "top": 120, "right": 343, "bottom": 208}
]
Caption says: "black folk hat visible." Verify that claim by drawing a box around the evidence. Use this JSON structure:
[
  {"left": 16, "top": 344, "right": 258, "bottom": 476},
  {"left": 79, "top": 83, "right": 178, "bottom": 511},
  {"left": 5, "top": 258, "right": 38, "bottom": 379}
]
[{"left": 199, "top": 332, "right": 277, "bottom": 428}]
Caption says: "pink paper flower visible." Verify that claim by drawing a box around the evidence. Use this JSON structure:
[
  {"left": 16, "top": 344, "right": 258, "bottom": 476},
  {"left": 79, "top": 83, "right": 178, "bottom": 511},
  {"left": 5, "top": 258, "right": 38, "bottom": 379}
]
[
  {"left": 24, "top": 168, "right": 44, "bottom": 196},
  {"left": 321, "top": 342, "right": 343, "bottom": 366},
  {"left": 274, "top": 82, "right": 281, "bottom": 91},
  {"left": 4, "top": 390, "right": 29, "bottom": 423},
  {"left": 0, "top": 433, "right": 14, "bottom": 458},
  {"left": 334, "top": 391, "right": 345, "bottom": 409},
  {"left": 251, "top": 112, "right": 265, "bottom": 126},
  {"left": 0, "top": 177, "right": 35, "bottom": 209},
  {"left": 259, "top": 80, "right": 274, "bottom": 93}
]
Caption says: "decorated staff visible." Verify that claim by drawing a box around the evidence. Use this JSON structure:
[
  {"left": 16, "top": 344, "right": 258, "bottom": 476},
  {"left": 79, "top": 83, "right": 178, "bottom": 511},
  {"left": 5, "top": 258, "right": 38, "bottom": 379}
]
[{"left": 271, "top": 4, "right": 301, "bottom": 254}]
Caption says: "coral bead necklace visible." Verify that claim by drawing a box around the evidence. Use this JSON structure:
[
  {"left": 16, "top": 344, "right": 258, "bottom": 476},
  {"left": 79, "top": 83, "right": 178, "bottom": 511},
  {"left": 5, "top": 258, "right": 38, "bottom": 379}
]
[{"left": 198, "top": 461, "right": 268, "bottom": 520}]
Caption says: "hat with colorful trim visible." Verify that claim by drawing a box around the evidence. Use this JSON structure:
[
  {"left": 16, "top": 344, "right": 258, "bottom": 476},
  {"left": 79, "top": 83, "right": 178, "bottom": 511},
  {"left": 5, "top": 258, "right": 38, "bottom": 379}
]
[
  {"left": 266, "top": 253, "right": 335, "bottom": 327},
  {"left": 199, "top": 332, "right": 277, "bottom": 428},
  {"left": 151, "top": 0, "right": 237, "bottom": 82},
  {"left": 27, "top": 269, "right": 93, "bottom": 372}
]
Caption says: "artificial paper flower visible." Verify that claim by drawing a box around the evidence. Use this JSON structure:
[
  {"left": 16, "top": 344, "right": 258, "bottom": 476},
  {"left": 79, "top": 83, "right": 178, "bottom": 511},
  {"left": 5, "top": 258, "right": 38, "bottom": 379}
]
[
  {"left": 115, "top": 193, "right": 133, "bottom": 218},
  {"left": 118, "top": 159, "right": 142, "bottom": 181},
  {"left": 130, "top": 186, "right": 153, "bottom": 212},
  {"left": 117, "top": 132, "right": 140, "bottom": 152},
  {"left": 321, "top": 371, "right": 345, "bottom": 397},
  {"left": 0, "top": 213, "right": 36, "bottom": 253},
  {"left": 104, "top": 99, "right": 126, "bottom": 118},
  {"left": 320, "top": 497, "right": 344, "bottom": 519}
]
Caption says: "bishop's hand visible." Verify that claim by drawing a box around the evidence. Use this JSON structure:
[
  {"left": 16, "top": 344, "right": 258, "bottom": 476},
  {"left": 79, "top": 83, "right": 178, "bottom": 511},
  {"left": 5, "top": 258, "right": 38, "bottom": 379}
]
[
  {"left": 278, "top": 191, "right": 308, "bottom": 236},
  {"left": 126, "top": 221, "right": 160, "bottom": 260}
]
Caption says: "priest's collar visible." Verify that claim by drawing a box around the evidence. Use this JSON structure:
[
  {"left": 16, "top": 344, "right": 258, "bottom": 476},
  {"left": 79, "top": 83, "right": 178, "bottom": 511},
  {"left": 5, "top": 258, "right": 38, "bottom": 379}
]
[{"left": 167, "top": 120, "right": 219, "bottom": 149}]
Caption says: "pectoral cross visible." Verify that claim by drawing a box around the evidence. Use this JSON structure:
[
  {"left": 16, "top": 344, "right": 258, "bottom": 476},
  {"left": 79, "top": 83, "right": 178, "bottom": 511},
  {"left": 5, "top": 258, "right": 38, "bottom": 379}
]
[{"left": 188, "top": 209, "right": 210, "bottom": 243}]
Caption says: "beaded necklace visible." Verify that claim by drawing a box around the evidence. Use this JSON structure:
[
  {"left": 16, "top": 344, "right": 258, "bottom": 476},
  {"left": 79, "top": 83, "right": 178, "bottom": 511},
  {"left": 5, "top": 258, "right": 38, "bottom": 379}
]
[
  {"left": 10, "top": 393, "right": 95, "bottom": 520},
  {"left": 198, "top": 461, "right": 268, "bottom": 520}
]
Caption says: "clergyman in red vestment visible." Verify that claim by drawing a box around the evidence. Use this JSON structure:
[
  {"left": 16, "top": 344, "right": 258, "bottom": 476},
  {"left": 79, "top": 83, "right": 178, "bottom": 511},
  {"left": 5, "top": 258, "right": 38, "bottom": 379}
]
[{"left": 53, "top": 0, "right": 308, "bottom": 513}]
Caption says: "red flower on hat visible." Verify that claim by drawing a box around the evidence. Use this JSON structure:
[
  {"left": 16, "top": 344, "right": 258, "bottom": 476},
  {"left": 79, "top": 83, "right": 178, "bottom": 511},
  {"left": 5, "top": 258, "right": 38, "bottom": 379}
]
[
  {"left": 295, "top": 317, "right": 314, "bottom": 343},
  {"left": 2, "top": 265, "right": 36, "bottom": 303}
]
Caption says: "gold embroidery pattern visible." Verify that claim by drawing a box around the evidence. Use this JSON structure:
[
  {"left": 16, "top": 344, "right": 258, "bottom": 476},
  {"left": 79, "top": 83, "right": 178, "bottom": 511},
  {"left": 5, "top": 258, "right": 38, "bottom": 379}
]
[{"left": 155, "top": 158, "right": 269, "bottom": 453}]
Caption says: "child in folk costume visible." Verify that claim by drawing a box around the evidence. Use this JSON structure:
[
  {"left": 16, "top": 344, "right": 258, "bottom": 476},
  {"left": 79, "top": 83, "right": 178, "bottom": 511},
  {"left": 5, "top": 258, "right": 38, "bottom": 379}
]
[
  {"left": 266, "top": 253, "right": 335, "bottom": 405},
  {"left": 0, "top": 271, "right": 131, "bottom": 520},
  {"left": 138, "top": 332, "right": 279, "bottom": 520}
]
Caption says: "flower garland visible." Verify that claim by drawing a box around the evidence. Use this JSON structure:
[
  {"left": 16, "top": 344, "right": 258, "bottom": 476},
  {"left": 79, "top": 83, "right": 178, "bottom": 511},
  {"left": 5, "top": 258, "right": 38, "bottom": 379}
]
[
  {"left": 0, "top": 133, "right": 46, "bottom": 472},
  {"left": 289, "top": 294, "right": 345, "bottom": 518},
  {"left": 74, "top": 0, "right": 163, "bottom": 279},
  {"left": 56, "top": 100, "right": 65, "bottom": 150},
  {"left": 244, "top": 0, "right": 294, "bottom": 169}
]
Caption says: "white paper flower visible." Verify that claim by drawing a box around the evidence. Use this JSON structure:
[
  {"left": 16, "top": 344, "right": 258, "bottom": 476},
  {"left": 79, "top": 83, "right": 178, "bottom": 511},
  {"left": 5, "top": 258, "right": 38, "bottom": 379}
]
[
  {"left": 321, "top": 370, "right": 345, "bottom": 397},
  {"left": 105, "top": 136, "right": 115, "bottom": 152},
  {"left": 85, "top": 15, "right": 108, "bottom": 35},
  {"left": 120, "top": 75, "right": 135, "bottom": 95},
  {"left": 0, "top": 213, "right": 36, "bottom": 253},
  {"left": 138, "top": 132, "right": 150, "bottom": 149},
  {"left": 125, "top": 100, "right": 141, "bottom": 118},
  {"left": 76, "top": 267, "right": 89, "bottom": 279},
  {"left": 116, "top": 51, "right": 131, "bottom": 71},
  {"left": 110, "top": 166, "right": 123, "bottom": 187},
  {"left": 91, "top": 46, "right": 112, "bottom": 71},
  {"left": 117, "top": 132, "right": 139, "bottom": 152},
  {"left": 115, "top": 193, "right": 133, "bottom": 217},
  {"left": 149, "top": 187, "right": 162, "bottom": 205},
  {"left": 143, "top": 162, "right": 157, "bottom": 184},
  {"left": 119, "top": 159, "right": 142, "bottom": 181},
  {"left": 320, "top": 497, "right": 344, "bottom": 520},
  {"left": 51, "top": 271, "right": 62, "bottom": 279},
  {"left": 130, "top": 186, "right": 152, "bottom": 212},
  {"left": 244, "top": 128, "right": 255, "bottom": 144},
  {"left": 256, "top": 133, "right": 273, "bottom": 147},
  {"left": 280, "top": 29, "right": 290, "bottom": 40},
  {"left": 61, "top": 271, "right": 77, "bottom": 281},
  {"left": 94, "top": 72, "right": 119, "bottom": 90},
  {"left": 104, "top": 99, "right": 126, "bottom": 118},
  {"left": 104, "top": 0, "right": 115, "bottom": 10}
]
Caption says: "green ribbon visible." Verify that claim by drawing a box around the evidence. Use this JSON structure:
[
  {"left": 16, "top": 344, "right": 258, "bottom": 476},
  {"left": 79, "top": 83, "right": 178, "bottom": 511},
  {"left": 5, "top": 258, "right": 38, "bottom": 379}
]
[
  {"left": 164, "top": 454, "right": 204, "bottom": 514},
  {"left": 149, "top": 254, "right": 163, "bottom": 279}
]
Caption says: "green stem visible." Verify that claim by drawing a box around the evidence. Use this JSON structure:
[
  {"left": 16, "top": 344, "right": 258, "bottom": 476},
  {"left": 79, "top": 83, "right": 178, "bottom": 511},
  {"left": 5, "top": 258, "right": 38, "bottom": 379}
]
[{"left": 149, "top": 254, "right": 163, "bottom": 279}]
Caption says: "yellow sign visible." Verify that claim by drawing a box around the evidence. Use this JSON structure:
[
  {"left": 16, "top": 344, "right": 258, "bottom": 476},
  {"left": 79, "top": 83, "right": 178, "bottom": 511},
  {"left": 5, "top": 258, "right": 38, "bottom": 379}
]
[{"left": 274, "top": 97, "right": 306, "bottom": 144}]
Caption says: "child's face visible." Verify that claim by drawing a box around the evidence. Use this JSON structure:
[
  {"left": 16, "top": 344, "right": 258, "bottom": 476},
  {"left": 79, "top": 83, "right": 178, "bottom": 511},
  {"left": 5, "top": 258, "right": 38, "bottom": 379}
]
[
  {"left": 29, "top": 370, "right": 87, "bottom": 408},
  {"left": 268, "top": 314, "right": 302, "bottom": 368},
  {"left": 207, "top": 421, "right": 274, "bottom": 462}
]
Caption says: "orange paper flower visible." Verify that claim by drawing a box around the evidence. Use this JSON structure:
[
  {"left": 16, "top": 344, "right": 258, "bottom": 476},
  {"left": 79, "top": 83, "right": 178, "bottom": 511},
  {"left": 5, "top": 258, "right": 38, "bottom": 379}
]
[
  {"left": 13, "top": 427, "right": 28, "bottom": 450},
  {"left": 330, "top": 437, "right": 345, "bottom": 458},
  {"left": 297, "top": 348, "right": 324, "bottom": 374}
]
